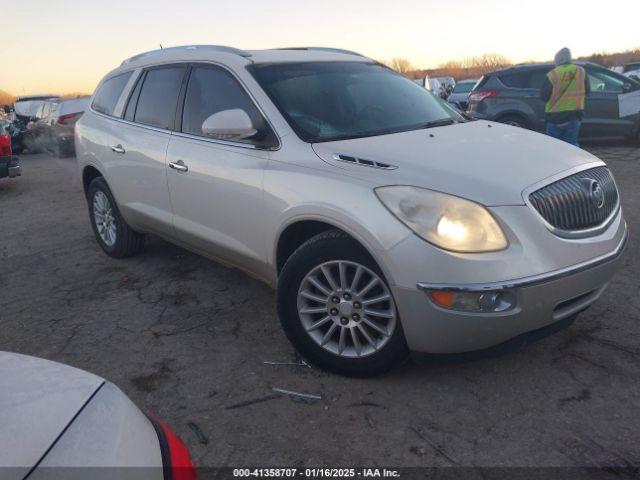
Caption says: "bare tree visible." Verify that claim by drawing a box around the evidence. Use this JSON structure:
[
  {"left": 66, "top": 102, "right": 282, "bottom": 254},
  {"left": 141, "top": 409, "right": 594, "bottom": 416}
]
[
  {"left": 384, "top": 57, "right": 414, "bottom": 74},
  {"left": 0, "top": 90, "right": 15, "bottom": 106}
]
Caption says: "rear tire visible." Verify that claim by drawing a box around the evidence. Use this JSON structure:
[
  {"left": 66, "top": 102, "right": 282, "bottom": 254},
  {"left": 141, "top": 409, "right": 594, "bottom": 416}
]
[
  {"left": 87, "top": 177, "right": 145, "bottom": 258},
  {"left": 277, "top": 230, "right": 409, "bottom": 377},
  {"left": 497, "top": 114, "right": 530, "bottom": 129}
]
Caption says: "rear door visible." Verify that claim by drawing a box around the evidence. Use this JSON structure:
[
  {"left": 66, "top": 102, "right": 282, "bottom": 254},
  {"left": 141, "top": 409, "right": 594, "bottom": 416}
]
[
  {"left": 166, "top": 63, "right": 278, "bottom": 276},
  {"left": 583, "top": 66, "right": 638, "bottom": 138},
  {"left": 93, "top": 66, "right": 186, "bottom": 237},
  {"left": 498, "top": 69, "right": 546, "bottom": 131},
  {"left": 109, "top": 65, "right": 187, "bottom": 236}
]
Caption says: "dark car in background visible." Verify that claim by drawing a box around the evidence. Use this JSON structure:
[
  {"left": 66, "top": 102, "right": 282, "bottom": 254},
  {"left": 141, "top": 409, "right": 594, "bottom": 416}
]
[
  {"left": 447, "top": 78, "right": 478, "bottom": 110},
  {"left": 32, "top": 96, "right": 89, "bottom": 157},
  {"left": 468, "top": 62, "right": 640, "bottom": 141}
]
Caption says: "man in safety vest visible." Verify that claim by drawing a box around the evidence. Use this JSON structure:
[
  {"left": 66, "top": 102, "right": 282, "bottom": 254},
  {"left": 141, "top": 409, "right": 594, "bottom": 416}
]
[{"left": 540, "top": 47, "right": 590, "bottom": 147}]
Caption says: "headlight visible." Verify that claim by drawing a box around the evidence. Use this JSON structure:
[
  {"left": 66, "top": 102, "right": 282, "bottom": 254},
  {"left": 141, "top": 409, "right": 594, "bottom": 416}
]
[{"left": 375, "top": 186, "right": 508, "bottom": 253}]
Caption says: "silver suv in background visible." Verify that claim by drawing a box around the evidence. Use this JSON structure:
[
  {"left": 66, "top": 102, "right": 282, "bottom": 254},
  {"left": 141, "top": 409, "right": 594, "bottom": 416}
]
[
  {"left": 76, "top": 46, "right": 626, "bottom": 376},
  {"left": 469, "top": 62, "right": 640, "bottom": 140}
]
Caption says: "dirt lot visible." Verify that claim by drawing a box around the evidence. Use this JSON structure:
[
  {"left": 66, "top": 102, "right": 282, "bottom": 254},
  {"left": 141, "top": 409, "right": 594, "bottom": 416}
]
[{"left": 1, "top": 145, "right": 639, "bottom": 469}]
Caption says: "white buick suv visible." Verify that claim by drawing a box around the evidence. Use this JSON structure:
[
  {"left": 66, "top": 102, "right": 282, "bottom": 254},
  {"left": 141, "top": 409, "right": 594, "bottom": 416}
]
[{"left": 76, "top": 45, "right": 627, "bottom": 376}]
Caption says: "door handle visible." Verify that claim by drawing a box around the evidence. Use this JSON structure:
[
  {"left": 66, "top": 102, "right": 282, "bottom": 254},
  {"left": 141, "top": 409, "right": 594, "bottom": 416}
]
[
  {"left": 169, "top": 160, "right": 188, "bottom": 173},
  {"left": 110, "top": 144, "right": 126, "bottom": 154}
]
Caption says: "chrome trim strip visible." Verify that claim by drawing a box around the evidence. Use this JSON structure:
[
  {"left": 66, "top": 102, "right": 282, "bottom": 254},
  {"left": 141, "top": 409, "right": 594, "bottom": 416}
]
[
  {"left": 91, "top": 110, "right": 279, "bottom": 151},
  {"left": 90, "top": 109, "right": 172, "bottom": 135},
  {"left": 171, "top": 130, "right": 277, "bottom": 151},
  {"left": 417, "top": 225, "right": 627, "bottom": 293},
  {"left": 521, "top": 162, "right": 620, "bottom": 239}
]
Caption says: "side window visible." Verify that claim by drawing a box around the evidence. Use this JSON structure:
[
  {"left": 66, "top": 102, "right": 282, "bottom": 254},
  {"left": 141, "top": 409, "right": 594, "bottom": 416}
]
[
  {"left": 587, "top": 69, "right": 625, "bottom": 93},
  {"left": 528, "top": 70, "right": 547, "bottom": 89},
  {"left": 181, "top": 66, "right": 275, "bottom": 145},
  {"left": 134, "top": 66, "right": 185, "bottom": 129},
  {"left": 92, "top": 72, "right": 133, "bottom": 116},
  {"left": 499, "top": 72, "right": 531, "bottom": 89}
]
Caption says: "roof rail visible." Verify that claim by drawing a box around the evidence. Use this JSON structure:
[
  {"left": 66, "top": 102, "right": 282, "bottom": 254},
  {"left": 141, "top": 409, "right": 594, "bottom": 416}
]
[
  {"left": 277, "top": 47, "right": 365, "bottom": 57},
  {"left": 121, "top": 45, "right": 252, "bottom": 66}
]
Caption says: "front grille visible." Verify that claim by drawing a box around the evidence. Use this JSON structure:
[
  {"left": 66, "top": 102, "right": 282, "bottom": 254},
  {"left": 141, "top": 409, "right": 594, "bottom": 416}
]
[{"left": 529, "top": 166, "right": 618, "bottom": 233}]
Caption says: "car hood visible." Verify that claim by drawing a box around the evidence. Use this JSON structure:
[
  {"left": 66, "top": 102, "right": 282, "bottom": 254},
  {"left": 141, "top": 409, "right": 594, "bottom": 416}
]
[
  {"left": 0, "top": 352, "right": 104, "bottom": 475},
  {"left": 312, "top": 121, "right": 604, "bottom": 206}
]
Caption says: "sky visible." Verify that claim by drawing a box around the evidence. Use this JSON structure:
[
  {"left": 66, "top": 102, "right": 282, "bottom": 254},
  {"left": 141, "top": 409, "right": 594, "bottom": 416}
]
[{"left": 3, "top": 0, "right": 639, "bottom": 95}]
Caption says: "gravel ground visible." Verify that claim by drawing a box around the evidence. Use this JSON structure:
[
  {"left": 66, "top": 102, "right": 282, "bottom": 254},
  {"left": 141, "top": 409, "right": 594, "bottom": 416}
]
[{"left": 0, "top": 145, "right": 639, "bottom": 469}]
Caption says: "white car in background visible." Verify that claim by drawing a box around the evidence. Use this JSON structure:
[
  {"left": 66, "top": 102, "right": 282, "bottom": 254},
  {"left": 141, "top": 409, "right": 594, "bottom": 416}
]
[
  {"left": 0, "top": 352, "right": 195, "bottom": 480},
  {"left": 433, "top": 76, "right": 455, "bottom": 95}
]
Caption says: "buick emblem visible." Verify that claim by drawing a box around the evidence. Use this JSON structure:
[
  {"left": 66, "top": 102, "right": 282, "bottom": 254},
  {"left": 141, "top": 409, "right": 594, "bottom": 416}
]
[{"left": 583, "top": 178, "right": 605, "bottom": 209}]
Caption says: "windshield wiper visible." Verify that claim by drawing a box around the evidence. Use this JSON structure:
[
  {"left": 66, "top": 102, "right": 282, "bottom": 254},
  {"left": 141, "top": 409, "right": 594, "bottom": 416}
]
[{"left": 419, "top": 118, "right": 458, "bottom": 129}]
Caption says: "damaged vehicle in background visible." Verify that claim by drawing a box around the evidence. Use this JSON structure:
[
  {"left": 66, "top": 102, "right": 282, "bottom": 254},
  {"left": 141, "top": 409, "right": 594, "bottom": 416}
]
[
  {"left": 32, "top": 96, "right": 89, "bottom": 157},
  {"left": 0, "top": 351, "right": 195, "bottom": 480},
  {"left": 76, "top": 45, "right": 626, "bottom": 376},
  {"left": 9, "top": 94, "right": 60, "bottom": 154}
]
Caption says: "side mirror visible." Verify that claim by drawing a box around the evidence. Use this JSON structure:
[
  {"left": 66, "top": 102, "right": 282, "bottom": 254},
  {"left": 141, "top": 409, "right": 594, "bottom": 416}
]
[
  {"left": 201, "top": 109, "right": 257, "bottom": 141},
  {"left": 622, "top": 82, "right": 632, "bottom": 93}
]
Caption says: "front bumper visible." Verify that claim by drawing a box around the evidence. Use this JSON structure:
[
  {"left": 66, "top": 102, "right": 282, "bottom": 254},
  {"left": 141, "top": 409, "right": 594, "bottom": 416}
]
[
  {"left": 0, "top": 155, "right": 21, "bottom": 178},
  {"left": 393, "top": 227, "right": 627, "bottom": 354}
]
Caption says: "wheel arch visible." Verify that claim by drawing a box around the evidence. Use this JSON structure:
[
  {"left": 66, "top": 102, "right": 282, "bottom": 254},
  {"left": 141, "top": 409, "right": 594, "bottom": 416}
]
[
  {"left": 274, "top": 215, "right": 395, "bottom": 287},
  {"left": 82, "top": 164, "right": 104, "bottom": 197},
  {"left": 494, "top": 110, "right": 533, "bottom": 129}
]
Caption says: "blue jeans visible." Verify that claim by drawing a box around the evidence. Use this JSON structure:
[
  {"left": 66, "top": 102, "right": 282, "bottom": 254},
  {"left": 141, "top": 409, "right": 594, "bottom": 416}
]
[{"left": 546, "top": 120, "right": 581, "bottom": 147}]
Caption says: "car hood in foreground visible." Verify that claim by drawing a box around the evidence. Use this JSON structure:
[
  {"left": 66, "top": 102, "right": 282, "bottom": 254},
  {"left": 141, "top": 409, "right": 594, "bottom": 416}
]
[
  {"left": 312, "top": 121, "right": 604, "bottom": 206},
  {"left": 0, "top": 352, "right": 104, "bottom": 475}
]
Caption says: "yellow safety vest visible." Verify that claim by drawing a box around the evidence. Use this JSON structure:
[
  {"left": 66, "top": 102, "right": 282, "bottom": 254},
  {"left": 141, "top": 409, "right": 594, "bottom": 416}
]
[{"left": 545, "top": 64, "right": 586, "bottom": 113}]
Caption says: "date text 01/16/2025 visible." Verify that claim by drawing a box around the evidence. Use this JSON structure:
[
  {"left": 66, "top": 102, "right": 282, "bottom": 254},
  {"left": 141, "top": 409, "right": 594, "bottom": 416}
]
[{"left": 233, "top": 468, "right": 401, "bottom": 478}]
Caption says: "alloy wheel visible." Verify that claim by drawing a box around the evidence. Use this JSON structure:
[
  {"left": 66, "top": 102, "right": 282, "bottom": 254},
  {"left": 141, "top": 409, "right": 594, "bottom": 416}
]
[
  {"left": 297, "top": 260, "right": 397, "bottom": 358},
  {"left": 93, "top": 190, "right": 117, "bottom": 247}
]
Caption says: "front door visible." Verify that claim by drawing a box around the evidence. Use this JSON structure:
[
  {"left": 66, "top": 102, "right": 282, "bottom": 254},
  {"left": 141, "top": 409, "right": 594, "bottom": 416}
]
[
  {"left": 166, "top": 64, "right": 278, "bottom": 276},
  {"left": 583, "top": 67, "right": 637, "bottom": 138}
]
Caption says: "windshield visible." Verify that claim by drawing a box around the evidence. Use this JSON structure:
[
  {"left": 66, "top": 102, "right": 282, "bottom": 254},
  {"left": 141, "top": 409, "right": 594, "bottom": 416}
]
[
  {"left": 249, "top": 62, "right": 462, "bottom": 143},
  {"left": 452, "top": 82, "right": 475, "bottom": 94}
]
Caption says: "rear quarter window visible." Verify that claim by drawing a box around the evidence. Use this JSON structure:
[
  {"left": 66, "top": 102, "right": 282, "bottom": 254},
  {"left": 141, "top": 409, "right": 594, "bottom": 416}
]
[
  {"left": 92, "top": 72, "right": 133, "bottom": 117},
  {"left": 499, "top": 71, "right": 531, "bottom": 88},
  {"left": 499, "top": 69, "right": 547, "bottom": 89}
]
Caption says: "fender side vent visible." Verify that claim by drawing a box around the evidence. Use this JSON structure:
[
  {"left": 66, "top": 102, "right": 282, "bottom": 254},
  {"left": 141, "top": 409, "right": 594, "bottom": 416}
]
[{"left": 334, "top": 154, "right": 397, "bottom": 170}]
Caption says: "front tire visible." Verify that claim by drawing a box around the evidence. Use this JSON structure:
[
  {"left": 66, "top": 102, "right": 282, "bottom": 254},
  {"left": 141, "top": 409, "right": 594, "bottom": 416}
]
[
  {"left": 277, "top": 230, "right": 408, "bottom": 376},
  {"left": 87, "top": 177, "right": 145, "bottom": 258}
]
